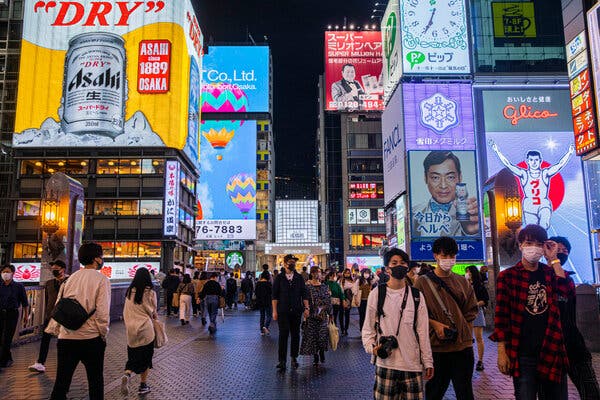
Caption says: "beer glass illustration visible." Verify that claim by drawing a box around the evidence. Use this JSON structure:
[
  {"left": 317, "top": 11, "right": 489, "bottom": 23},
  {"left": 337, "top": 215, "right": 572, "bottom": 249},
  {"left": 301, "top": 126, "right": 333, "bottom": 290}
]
[{"left": 502, "top": 5, "right": 532, "bottom": 37}]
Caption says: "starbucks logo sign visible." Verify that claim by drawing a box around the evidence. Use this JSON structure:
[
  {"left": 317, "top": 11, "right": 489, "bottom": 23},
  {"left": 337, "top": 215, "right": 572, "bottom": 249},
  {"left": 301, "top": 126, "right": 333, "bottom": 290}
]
[{"left": 226, "top": 251, "right": 244, "bottom": 268}]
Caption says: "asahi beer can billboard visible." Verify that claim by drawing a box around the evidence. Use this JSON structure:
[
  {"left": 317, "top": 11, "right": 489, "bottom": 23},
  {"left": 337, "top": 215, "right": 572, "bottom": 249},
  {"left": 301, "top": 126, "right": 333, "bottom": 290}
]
[{"left": 14, "top": 0, "right": 203, "bottom": 164}]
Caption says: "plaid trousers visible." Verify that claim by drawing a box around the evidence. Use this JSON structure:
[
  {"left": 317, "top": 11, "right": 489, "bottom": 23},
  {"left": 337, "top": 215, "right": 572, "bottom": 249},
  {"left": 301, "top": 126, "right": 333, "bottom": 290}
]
[{"left": 374, "top": 366, "right": 423, "bottom": 400}]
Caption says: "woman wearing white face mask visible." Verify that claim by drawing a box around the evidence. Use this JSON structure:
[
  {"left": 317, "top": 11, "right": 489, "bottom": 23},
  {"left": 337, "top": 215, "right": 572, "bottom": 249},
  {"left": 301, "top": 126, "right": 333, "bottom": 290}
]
[{"left": 0, "top": 264, "right": 29, "bottom": 369}]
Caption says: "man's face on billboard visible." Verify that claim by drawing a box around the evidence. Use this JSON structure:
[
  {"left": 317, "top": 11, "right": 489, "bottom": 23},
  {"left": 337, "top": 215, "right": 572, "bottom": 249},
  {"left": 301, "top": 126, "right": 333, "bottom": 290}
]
[
  {"left": 527, "top": 155, "right": 541, "bottom": 170},
  {"left": 342, "top": 65, "right": 355, "bottom": 81},
  {"left": 425, "top": 158, "right": 461, "bottom": 204}
]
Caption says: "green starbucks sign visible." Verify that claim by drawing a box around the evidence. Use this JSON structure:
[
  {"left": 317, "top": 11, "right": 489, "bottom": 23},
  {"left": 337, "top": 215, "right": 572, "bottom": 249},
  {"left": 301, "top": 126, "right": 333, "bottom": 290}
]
[{"left": 226, "top": 251, "right": 244, "bottom": 268}]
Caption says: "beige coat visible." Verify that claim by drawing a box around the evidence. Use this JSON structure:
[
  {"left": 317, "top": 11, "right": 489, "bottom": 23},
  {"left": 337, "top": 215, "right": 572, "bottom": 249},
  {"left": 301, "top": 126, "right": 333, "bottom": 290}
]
[{"left": 123, "top": 288, "right": 157, "bottom": 348}]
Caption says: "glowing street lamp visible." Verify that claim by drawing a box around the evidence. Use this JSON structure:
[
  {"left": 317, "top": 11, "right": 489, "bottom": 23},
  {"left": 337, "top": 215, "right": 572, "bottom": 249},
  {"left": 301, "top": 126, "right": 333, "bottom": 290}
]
[
  {"left": 504, "top": 192, "right": 522, "bottom": 232},
  {"left": 41, "top": 197, "right": 60, "bottom": 234}
]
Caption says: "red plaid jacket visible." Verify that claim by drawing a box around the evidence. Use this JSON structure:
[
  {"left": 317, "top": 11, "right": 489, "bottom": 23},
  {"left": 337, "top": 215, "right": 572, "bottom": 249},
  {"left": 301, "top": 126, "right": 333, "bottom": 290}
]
[{"left": 490, "top": 261, "right": 573, "bottom": 383}]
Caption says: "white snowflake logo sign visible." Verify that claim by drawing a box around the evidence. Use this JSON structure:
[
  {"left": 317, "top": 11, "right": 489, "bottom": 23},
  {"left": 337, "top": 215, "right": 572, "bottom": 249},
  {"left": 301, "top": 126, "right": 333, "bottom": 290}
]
[{"left": 419, "top": 93, "right": 460, "bottom": 134}]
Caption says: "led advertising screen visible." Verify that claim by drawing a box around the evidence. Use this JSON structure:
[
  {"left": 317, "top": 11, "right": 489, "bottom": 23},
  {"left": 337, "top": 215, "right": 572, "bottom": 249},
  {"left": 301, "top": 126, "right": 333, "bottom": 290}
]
[
  {"left": 399, "top": 0, "right": 470, "bottom": 75},
  {"left": 346, "top": 256, "right": 383, "bottom": 272},
  {"left": 396, "top": 195, "right": 407, "bottom": 252},
  {"left": 325, "top": 31, "right": 384, "bottom": 112},
  {"left": 408, "top": 150, "right": 483, "bottom": 261},
  {"left": 403, "top": 83, "right": 476, "bottom": 151},
  {"left": 197, "top": 120, "right": 257, "bottom": 240},
  {"left": 382, "top": 0, "right": 402, "bottom": 103},
  {"left": 382, "top": 85, "right": 406, "bottom": 206},
  {"left": 14, "top": 0, "right": 203, "bottom": 159},
  {"left": 201, "top": 46, "right": 270, "bottom": 113},
  {"left": 480, "top": 89, "right": 593, "bottom": 282},
  {"left": 585, "top": 4, "right": 600, "bottom": 153}
]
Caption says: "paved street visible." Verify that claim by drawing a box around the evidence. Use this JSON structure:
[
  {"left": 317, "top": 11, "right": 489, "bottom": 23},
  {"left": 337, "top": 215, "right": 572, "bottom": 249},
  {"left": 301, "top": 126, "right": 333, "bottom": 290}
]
[{"left": 0, "top": 309, "right": 594, "bottom": 400}]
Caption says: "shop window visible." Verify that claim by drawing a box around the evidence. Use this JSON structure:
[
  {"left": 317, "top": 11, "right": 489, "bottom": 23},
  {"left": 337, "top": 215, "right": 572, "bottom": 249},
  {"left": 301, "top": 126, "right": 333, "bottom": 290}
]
[
  {"left": 97, "top": 159, "right": 119, "bottom": 175},
  {"left": 140, "top": 200, "right": 162, "bottom": 216},
  {"left": 257, "top": 199, "right": 269, "bottom": 209},
  {"left": 65, "top": 159, "right": 89, "bottom": 175},
  {"left": 257, "top": 169, "right": 269, "bottom": 180},
  {"left": 141, "top": 159, "right": 164, "bottom": 174},
  {"left": 97, "top": 242, "right": 115, "bottom": 259},
  {"left": 17, "top": 200, "right": 40, "bottom": 216},
  {"left": 119, "top": 159, "right": 142, "bottom": 175},
  {"left": 138, "top": 242, "right": 161, "bottom": 257},
  {"left": 20, "top": 160, "right": 44, "bottom": 175},
  {"left": 115, "top": 242, "right": 138, "bottom": 258},
  {"left": 116, "top": 200, "right": 139, "bottom": 216},
  {"left": 94, "top": 200, "right": 116, "bottom": 216},
  {"left": 13, "top": 243, "right": 42, "bottom": 259}
]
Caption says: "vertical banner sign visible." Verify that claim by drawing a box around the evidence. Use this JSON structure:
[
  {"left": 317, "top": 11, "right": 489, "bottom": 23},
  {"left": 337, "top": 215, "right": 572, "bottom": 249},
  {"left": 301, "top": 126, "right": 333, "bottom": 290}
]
[
  {"left": 197, "top": 121, "right": 257, "bottom": 240},
  {"left": 325, "top": 31, "right": 384, "bottom": 112},
  {"left": 14, "top": 0, "right": 203, "bottom": 159},
  {"left": 480, "top": 89, "right": 593, "bottom": 282},
  {"left": 585, "top": 4, "right": 600, "bottom": 153},
  {"left": 382, "top": 0, "right": 402, "bottom": 103},
  {"left": 566, "top": 31, "right": 598, "bottom": 155},
  {"left": 164, "top": 160, "right": 180, "bottom": 237},
  {"left": 400, "top": 0, "right": 470, "bottom": 74},
  {"left": 382, "top": 85, "right": 406, "bottom": 206}
]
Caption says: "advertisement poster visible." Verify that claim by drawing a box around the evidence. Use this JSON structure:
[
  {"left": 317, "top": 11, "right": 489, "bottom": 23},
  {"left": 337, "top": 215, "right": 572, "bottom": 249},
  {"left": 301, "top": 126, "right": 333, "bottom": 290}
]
[
  {"left": 585, "top": 4, "right": 600, "bottom": 153},
  {"left": 14, "top": 0, "right": 203, "bottom": 153},
  {"left": 399, "top": 0, "right": 470, "bottom": 74},
  {"left": 408, "top": 150, "right": 483, "bottom": 261},
  {"left": 325, "top": 31, "right": 384, "bottom": 112},
  {"left": 403, "top": 83, "right": 476, "bottom": 151},
  {"left": 100, "top": 262, "right": 159, "bottom": 281},
  {"left": 382, "top": 85, "right": 406, "bottom": 206},
  {"left": 492, "top": 2, "right": 537, "bottom": 39},
  {"left": 197, "top": 120, "right": 257, "bottom": 240},
  {"left": 382, "top": 0, "right": 402, "bottom": 103},
  {"left": 163, "top": 160, "right": 180, "bottom": 237},
  {"left": 480, "top": 89, "right": 593, "bottom": 282},
  {"left": 13, "top": 263, "right": 42, "bottom": 283},
  {"left": 201, "top": 46, "right": 269, "bottom": 113},
  {"left": 396, "top": 195, "right": 407, "bottom": 252},
  {"left": 346, "top": 256, "right": 383, "bottom": 272}
]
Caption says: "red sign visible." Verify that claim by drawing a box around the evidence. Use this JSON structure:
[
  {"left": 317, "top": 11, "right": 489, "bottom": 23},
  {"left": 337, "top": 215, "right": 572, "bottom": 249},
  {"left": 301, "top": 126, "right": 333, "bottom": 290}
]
[
  {"left": 573, "top": 109, "right": 595, "bottom": 135},
  {"left": 138, "top": 40, "right": 171, "bottom": 94},
  {"left": 325, "top": 31, "right": 384, "bottom": 112},
  {"left": 571, "top": 88, "right": 594, "bottom": 117},
  {"left": 575, "top": 128, "right": 598, "bottom": 154},
  {"left": 569, "top": 69, "right": 591, "bottom": 98},
  {"left": 349, "top": 183, "right": 383, "bottom": 199},
  {"left": 502, "top": 105, "right": 559, "bottom": 126}
]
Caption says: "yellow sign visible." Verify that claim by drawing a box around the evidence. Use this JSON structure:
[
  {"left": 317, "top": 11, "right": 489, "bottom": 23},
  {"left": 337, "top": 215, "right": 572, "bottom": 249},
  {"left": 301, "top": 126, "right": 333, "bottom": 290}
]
[
  {"left": 14, "top": 0, "right": 203, "bottom": 161},
  {"left": 492, "top": 2, "right": 537, "bottom": 38}
]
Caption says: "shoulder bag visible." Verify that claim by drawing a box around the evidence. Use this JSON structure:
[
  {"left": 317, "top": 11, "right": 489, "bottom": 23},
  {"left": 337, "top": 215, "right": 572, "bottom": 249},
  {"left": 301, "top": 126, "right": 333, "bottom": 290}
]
[
  {"left": 423, "top": 275, "right": 459, "bottom": 343},
  {"left": 152, "top": 318, "right": 168, "bottom": 348}
]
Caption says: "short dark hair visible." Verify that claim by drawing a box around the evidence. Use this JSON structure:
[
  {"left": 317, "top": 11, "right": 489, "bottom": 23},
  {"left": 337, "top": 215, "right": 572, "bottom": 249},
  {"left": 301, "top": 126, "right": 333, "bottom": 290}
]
[
  {"left": 342, "top": 63, "right": 355, "bottom": 72},
  {"left": 210, "top": 272, "right": 218, "bottom": 279},
  {"left": 383, "top": 248, "right": 410, "bottom": 266},
  {"left": 2, "top": 264, "right": 15, "bottom": 273},
  {"left": 193, "top": 271, "right": 199, "bottom": 279},
  {"left": 432, "top": 237, "right": 459, "bottom": 256},
  {"left": 549, "top": 236, "right": 572, "bottom": 253},
  {"left": 518, "top": 224, "right": 548, "bottom": 244},
  {"left": 262, "top": 264, "right": 269, "bottom": 271},
  {"left": 50, "top": 260, "right": 67, "bottom": 269},
  {"left": 168, "top": 268, "right": 175, "bottom": 274},
  {"left": 78, "top": 242, "right": 103, "bottom": 266},
  {"left": 302, "top": 266, "right": 307, "bottom": 272},
  {"left": 260, "top": 271, "right": 270, "bottom": 280},
  {"left": 526, "top": 150, "right": 541, "bottom": 159},
  {"left": 423, "top": 151, "right": 461, "bottom": 176},
  {"left": 182, "top": 274, "right": 192, "bottom": 284}
]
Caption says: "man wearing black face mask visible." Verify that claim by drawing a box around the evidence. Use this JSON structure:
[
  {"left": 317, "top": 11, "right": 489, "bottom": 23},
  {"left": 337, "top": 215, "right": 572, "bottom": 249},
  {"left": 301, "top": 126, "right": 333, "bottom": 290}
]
[
  {"left": 28, "top": 260, "right": 69, "bottom": 373},
  {"left": 549, "top": 236, "right": 600, "bottom": 400},
  {"left": 362, "top": 248, "right": 434, "bottom": 399},
  {"left": 272, "top": 254, "right": 309, "bottom": 371}
]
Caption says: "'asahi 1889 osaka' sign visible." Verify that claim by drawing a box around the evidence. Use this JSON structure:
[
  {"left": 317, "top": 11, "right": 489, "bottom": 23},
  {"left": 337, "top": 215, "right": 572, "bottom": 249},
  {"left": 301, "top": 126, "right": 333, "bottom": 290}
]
[{"left": 14, "top": 0, "right": 202, "bottom": 165}]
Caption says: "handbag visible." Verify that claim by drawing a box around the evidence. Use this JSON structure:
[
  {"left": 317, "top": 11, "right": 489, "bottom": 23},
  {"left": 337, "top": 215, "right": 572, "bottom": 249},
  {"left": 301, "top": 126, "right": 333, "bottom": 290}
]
[
  {"left": 219, "top": 296, "right": 226, "bottom": 309},
  {"left": 152, "top": 318, "right": 168, "bottom": 348},
  {"left": 328, "top": 320, "right": 339, "bottom": 351},
  {"left": 171, "top": 292, "right": 180, "bottom": 307}
]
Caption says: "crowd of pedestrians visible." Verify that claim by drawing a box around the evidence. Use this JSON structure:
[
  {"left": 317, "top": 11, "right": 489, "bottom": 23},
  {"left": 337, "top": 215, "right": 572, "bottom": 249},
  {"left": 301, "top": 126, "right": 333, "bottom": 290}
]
[{"left": 3, "top": 223, "right": 600, "bottom": 399}]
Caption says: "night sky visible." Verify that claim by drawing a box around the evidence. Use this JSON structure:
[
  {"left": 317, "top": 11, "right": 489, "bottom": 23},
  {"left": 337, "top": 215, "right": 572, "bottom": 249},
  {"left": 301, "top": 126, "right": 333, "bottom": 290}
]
[{"left": 195, "top": 0, "right": 379, "bottom": 181}]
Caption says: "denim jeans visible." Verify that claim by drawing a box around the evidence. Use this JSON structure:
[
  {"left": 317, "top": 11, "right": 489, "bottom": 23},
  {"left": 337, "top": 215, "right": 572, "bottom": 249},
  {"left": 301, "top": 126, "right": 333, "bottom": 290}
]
[
  {"left": 205, "top": 295, "right": 219, "bottom": 329},
  {"left": 259, "top": 305, "right": 272, "bottom": 330},
  {"left": 426, "top": 347, "right": 474, "bottom": 400},
  {"left": 514, "top": 355, "right": 563, "bottom": 400}
]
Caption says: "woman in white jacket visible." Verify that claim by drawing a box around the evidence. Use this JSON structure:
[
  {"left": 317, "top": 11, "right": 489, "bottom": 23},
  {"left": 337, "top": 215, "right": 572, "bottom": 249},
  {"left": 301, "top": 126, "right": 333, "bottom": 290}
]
[{"left": 121, "top": 268, "right": 157, "bottom": 396}]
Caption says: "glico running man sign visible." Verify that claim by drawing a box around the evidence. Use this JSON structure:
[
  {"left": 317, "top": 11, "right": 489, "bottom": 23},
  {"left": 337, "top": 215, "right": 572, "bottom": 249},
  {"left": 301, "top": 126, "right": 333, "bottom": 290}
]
[{"left": 14, "top": 0, "right": 203, "bottom": 166}]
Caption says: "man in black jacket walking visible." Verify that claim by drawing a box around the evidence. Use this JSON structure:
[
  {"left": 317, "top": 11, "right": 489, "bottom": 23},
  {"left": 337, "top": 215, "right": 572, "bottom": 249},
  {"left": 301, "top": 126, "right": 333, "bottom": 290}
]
[
  {"left": 272, "top": 254, "right": 309, "bottom": 371},
  {"left": 161, "top": 269, "right": 180, "bottom": 317}
]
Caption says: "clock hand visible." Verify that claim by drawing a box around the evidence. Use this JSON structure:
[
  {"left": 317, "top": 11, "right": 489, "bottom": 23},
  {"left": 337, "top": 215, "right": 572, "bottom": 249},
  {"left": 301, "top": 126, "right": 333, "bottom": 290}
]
[{"left": 422, "top": 8, "right": 437, "bottom": 35}]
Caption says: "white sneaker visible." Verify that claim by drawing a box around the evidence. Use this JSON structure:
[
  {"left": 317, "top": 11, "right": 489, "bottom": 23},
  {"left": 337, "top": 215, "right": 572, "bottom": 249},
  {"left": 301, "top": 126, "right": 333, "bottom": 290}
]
[
  {"left": 28, "top": 362, "right": 45, "bottom": 373},
  {"left": 120, "top": 374, "right": 130, "bottom": 395},
  {"left": 264, "top": 327, "right": 270, "bottom": 336}
]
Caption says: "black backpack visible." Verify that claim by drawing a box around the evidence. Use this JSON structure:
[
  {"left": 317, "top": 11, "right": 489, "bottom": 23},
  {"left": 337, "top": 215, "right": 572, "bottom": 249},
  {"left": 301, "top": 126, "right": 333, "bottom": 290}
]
[
  {"left": 52, "top": 298, "right": 96, "bottom": 331},
  {"left": 376, "top": 283, "right": 421, "bottom": 342}
]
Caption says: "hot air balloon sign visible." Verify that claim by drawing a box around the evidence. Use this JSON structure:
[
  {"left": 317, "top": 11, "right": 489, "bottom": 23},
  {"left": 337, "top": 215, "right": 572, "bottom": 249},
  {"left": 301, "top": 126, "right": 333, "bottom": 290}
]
[
  {"left": 201, "top": 120, "right": 243, "bottom": 161},
  {"left": 226, "top": 173, "right": 256, "bottom": 219},
  {"left": 201, "top": 82, "right": 249, "bottom": 113}
]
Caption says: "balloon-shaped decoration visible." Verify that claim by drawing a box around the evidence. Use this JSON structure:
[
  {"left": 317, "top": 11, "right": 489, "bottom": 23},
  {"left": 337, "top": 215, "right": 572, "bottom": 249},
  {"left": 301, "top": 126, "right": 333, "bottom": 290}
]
[
  {"left": 196, "top": 200, "right": 203, "bottom": 221},
  {"left": 201, "top": 83, "right": 249, "bottom": 113},
  {"left": 201, "top": 120, "right": 242, "bottom": 160},
  {"left": 226, "top": 173, "right": 256, "bottom": 220}
]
